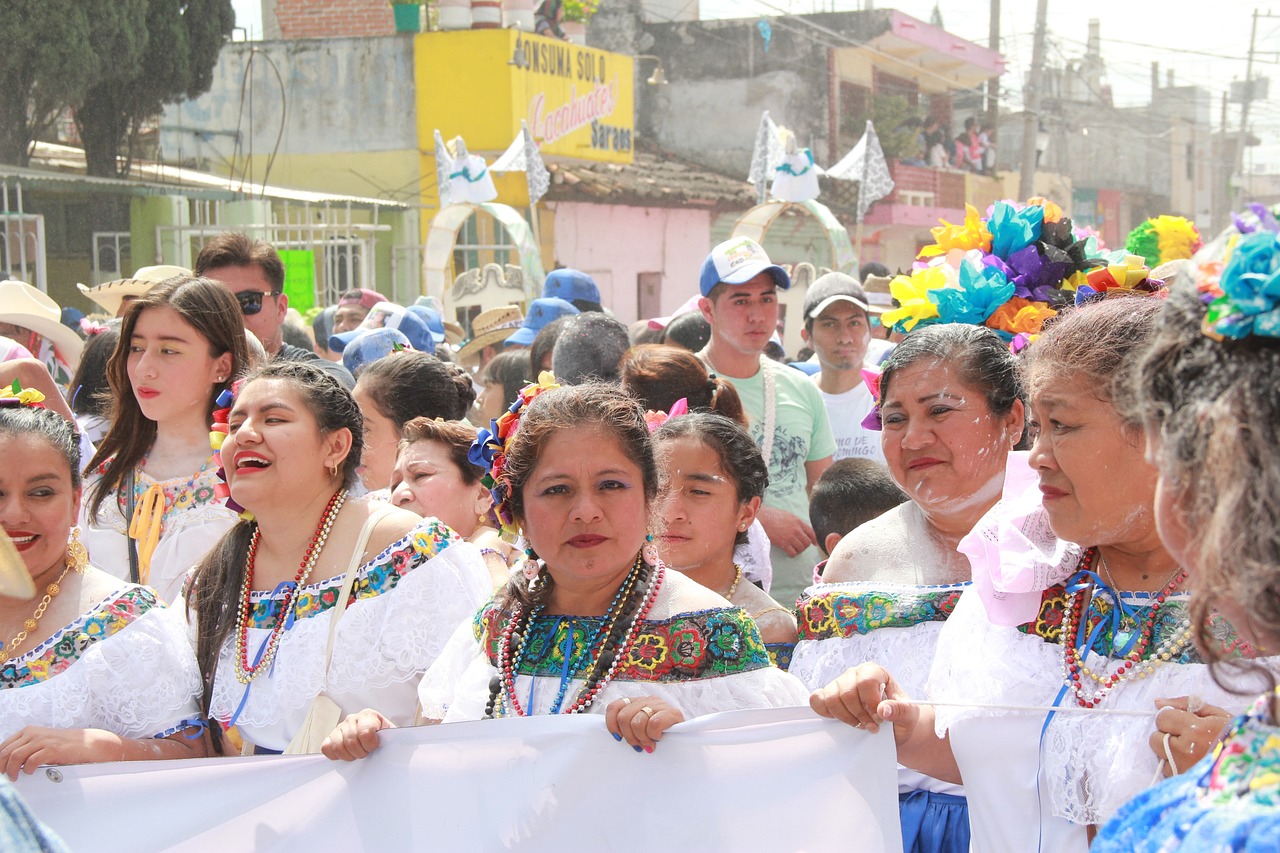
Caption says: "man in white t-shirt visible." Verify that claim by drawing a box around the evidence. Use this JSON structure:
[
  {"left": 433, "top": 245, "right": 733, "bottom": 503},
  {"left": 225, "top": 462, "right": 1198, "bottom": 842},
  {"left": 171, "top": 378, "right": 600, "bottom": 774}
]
[
  {"left": 697, "top": 237, "right": 835, "bottom": 604},
  {"left": 799, "top": 272, "right": 887, "bottom": 465}
]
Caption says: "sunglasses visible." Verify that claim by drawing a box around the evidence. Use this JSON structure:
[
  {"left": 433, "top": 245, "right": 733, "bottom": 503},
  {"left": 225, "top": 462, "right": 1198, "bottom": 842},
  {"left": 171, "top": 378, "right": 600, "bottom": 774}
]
[{"left": 235, "top": 290, "right": 281, "bottom": 316}]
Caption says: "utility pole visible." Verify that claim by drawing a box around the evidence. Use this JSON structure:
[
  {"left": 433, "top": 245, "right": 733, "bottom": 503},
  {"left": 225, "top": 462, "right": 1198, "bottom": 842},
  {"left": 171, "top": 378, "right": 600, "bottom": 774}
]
[
  {"left": 1232, "top": 9, "right": 1259, "bottom": 213},
  {"left": 1018, "top": 0, "right": 1049, "bottom": 199},
  {"left": 987, "top": 0, "right": 1000, "bottom": 130}
]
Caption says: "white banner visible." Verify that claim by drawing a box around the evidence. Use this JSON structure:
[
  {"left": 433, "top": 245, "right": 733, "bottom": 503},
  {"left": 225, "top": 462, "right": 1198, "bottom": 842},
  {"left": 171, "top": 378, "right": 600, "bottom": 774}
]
[{"left": 17, "top": 708, "right": 902, "bottom": 852}]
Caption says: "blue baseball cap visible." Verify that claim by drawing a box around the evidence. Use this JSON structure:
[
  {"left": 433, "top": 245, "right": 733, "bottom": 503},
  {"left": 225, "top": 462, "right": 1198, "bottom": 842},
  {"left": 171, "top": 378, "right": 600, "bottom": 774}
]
[
  {"left": 406, "top": 304, "right": 446, "bottom": 345},
  {"left": 698, "top": 237, "right": 791, "bottom": 297},
  {"left": 542, "top": 269, "right": 600, "bottom": 305},
  {"left": 505, "top": 297, "right": 580, "bottom": 347},
  {"left": 329, "top": 302, "right": 433, "bottom": 354},
  {"left": 339, "top": 328, "right": 413, "bottom": 375}
]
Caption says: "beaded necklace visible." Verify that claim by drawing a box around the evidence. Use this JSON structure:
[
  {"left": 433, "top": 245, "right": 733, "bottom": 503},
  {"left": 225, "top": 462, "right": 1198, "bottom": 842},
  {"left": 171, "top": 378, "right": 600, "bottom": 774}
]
[
  {"left": 489, "top": 554, "right": 665, "bottom": 717},
  {"left": 1060, "top": 547, "right": 1190, "bottom": 708},
  {"left": 233, "top": 489, "right": 347, "bottom": 684},
  {"left": 699, "top": 350, "right": 777, "bottom": 467},
  {"left": 722, "top": 563, "right": 744, "bottom": 601}
]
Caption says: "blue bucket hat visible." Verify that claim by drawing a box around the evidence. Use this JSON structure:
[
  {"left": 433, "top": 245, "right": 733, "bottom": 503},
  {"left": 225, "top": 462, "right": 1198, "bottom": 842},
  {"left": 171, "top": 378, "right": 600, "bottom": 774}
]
[{"left": 504, "top": 297, "right": 580, "bottom": 347}]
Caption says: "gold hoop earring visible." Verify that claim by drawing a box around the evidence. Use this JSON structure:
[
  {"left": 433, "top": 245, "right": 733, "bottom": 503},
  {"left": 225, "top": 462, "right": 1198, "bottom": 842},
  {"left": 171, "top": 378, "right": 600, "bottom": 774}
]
[{"left": 65, "top": 527, "right": 89, "bottom": 573}]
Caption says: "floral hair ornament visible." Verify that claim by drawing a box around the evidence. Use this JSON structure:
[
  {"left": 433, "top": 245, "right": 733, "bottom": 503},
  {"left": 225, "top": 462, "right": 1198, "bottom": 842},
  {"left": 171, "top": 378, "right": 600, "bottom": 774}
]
[
  {"left": 859, "top": 368, "right": 883, "bottom": 432},
  {"left": 209, "top": 381, "right": 253, "bottom": 521},
  {"left": 0, "top": 380, "right": 46, "bottom": 409},
  {"left": 468, "top": 371, "right": 560, "bottom": 542},
  {"left": 78, "top": 318, "right": 110, "bottom": 337},
  {"left": 644, "top": 397, "right": 688, "bottom": 432},
  {"left": 1199, "top": 229, "right": 1280, "bottom": 341}
]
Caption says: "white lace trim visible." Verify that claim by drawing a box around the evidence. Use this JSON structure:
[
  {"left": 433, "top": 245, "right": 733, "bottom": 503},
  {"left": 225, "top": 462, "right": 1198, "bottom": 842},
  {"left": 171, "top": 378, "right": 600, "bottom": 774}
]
[
  {"left": 209, "top": 541, "right": 489, "bottom": 729},
  {"left": 930, "top": 588, "right": 1267, "bottom": 824},
  {"left": 0, "top": 608, "right": 201, "bottom": 740},
  {"left": 790, "top": 620, "right": 945, "bottom": 696}
]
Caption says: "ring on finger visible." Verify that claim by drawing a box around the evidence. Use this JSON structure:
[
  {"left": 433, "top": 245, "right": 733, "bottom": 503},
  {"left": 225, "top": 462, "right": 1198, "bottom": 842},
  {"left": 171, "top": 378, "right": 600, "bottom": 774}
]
[
  {"left": 622, "top": 697, "right": 633, "bottom": 706},
  {"left": 639, "top": 706, "right": 655, "bottom": 718}
]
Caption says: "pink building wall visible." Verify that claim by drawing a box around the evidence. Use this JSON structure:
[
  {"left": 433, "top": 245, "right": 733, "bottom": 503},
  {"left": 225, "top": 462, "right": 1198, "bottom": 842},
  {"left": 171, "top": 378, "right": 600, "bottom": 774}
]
[{"left": 549, "top": 202, "right": 713, "bottom": 325}]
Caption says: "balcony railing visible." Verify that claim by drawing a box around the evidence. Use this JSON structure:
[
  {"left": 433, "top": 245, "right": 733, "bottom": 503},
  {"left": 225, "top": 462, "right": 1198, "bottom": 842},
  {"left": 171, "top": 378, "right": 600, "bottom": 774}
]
[{"left": 882, "top": 163, "right": 967, "bottom": 210}]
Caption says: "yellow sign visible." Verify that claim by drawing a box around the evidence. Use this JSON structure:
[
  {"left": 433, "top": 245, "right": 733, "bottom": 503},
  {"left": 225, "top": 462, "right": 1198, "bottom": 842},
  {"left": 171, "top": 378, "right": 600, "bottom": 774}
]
[{"left": 416, "top": 30, "right": 635, "bottom": 166}]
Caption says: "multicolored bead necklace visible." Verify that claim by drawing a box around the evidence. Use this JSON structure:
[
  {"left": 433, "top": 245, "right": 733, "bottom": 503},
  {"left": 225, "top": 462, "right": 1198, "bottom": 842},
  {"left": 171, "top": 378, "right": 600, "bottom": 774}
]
[
  {"left": 1060, "top": 547, "right": 1190, "bottom": 708},
  {"left": 490, "top": 553, "right": 665, "bottom": 717},
  {"left": 233, "top": 489, "right": 347, "bottom": 685}
]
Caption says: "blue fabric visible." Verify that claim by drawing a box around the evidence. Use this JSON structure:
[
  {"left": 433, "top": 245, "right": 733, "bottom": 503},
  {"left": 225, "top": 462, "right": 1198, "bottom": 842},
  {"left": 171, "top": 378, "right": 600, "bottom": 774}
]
[
  {"left": 898, "top": 789, "right": 969, "bottom": 853},
  {"left": 0, "top": 779, "right": 67, "bottom": 852},
  {"left": 252, "top": 744, "right": 284, "bottom": 756},
  {"left": 1094, "top": 752, "right": 1280, "bottom": 852}
]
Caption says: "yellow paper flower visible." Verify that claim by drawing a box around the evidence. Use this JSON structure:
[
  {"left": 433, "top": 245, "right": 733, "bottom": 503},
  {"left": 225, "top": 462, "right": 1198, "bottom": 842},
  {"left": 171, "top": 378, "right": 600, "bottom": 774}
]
[
  {"left": 918, "top": 204, "right": 993, "bottom": 258},
  {"left": 1086, "top": 254, "right": 1151, "bottom": 291},
  {"left": 881, "top": 266, "right": 950, "bottom": 331},
  {"left": 14, "top": 388, "right": 45, "bottom": 405}
]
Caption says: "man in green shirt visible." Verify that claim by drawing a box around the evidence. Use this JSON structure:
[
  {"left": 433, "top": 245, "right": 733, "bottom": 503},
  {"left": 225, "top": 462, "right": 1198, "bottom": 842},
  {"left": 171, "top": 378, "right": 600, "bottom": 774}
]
[{"left": 697, "top": 237, "right": 835, "bottom": 605}]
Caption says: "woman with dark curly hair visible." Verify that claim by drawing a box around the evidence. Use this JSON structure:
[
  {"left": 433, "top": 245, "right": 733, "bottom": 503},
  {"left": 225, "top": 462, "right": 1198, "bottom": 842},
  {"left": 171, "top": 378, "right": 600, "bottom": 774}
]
[{"left": 322, "top": 380, "right": 806, "bottom": 762}]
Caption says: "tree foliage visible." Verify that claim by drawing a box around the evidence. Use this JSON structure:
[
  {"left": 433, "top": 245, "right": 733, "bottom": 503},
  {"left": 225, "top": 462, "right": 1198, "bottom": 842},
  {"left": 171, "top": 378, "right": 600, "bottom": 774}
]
[
  {"left": 844, "top": 94, "right": 922, "bottom": 165},
  {"left": 78, "top": 0, "right": 236, "bottom": 177},
  {"left": 0, "top": 0, "right": 233, "bottom": 176}
]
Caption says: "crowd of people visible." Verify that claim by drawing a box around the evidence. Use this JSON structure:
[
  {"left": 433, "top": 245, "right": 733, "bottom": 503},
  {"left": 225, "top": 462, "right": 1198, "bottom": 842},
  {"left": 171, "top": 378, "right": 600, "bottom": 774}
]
[{"left": 0, "top": 197, "right": 1277, "bottom": 850}]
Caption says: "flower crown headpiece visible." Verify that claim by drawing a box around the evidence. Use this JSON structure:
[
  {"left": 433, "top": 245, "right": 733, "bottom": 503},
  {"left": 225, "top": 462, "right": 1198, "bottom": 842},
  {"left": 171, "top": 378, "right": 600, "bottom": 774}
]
[
  {"left": 883, "top": 198, "right": 1164, "bottom": 350},
  {"left": 0, "top": 380, "right": 46, "bottom": 409},
  {"left": 209, "top": 382, "right": 254, "bottom": 521},
  {"left": 1195, "top": 204, "right": 1280, "bottom": 342},
  {"left": 468, "top": 371, "right": 560, "bottom": 542}
]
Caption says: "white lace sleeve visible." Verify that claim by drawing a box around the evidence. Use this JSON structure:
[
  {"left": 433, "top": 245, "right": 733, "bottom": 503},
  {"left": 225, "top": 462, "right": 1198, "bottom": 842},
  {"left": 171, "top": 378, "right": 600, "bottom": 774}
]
[
  {"left": 0, "top": 608, "right": 201, "bottom": 741},
  {"left": 736, "top": 520, "right": 773, "bottom": 592}
]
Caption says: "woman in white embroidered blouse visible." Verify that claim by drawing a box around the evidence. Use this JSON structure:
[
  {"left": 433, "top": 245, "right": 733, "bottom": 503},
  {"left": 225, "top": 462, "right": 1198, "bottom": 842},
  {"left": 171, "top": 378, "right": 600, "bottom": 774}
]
[
  {"left": 813, "top": 297, "right": 1261, "bottom": 853},
  {"left": 183, "top": 361, "right": 490, "bottom": 756},
  {"left": 81, "top": 276, "right": 251, "bottom": 604},
  {"left": 0, "top": 396, "right": 204, "bottom": 778}
]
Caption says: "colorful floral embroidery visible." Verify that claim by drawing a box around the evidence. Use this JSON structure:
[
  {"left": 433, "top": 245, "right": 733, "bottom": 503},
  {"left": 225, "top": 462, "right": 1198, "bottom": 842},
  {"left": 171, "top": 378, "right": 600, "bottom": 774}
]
[
  {"left": 95, "top": 455, "right": 224, "bottom": 526},
  {"left": 1200, "top": 690, "right": 1280, "bottom": 809},
  {"left": 246, "top": 519, "right": 461, "bottom": 629},
  {"left": 0, "top": 587, "right": 161, "bottom": 689},
  {"left": 766, "top": 643, "right": 795, "bottom": 671},
  {"left": 795, "top": 584, "right": 968, "bottom": 641},
  {"left": 1018, "top": 585, "right": 1247, "bottom": 663},
  {"left": 477, "top": 604, "right": 773, "bottom": 683}
]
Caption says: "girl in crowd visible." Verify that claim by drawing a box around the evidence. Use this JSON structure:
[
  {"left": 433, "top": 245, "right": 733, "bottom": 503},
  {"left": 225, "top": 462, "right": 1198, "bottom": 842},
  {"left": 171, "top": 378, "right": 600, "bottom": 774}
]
[
  {"left": 793, "top": 324, "right": 1025, "bottom": 853},
  {"left": 351, "top": 350, "right": 475, "bottom": 496},
  {"left": 619, "top": 344, "right": 773, "bottom": 591},
  {"left": 1095, "top": 239, "right": 1280, "bottom": 847},
  {"left": 81, "top": 277, "right": 250, "bottom": 604},
  {"left": 322, "top": 381, "right": 807, "bottom": 761},
  {"left": 68, "top": 321, "right": 119, "bottom": 447},
  {"left": 651, "top": 411, "right": 798, "bottom": 666},
  {"left": 0, "top": 394, "right": 203, "bottom": 778},
  {"left": 390, "top": 417, "right": 515, "bottom": 588},
  {"left": 814, "top": 297, "right": 1259, "bottom": 852},
  {"left": 475, "top": 349, "right": 530, "bottom": 425},
  {"left": 185, "top": 361, "right": 491, "bottom": 755}
]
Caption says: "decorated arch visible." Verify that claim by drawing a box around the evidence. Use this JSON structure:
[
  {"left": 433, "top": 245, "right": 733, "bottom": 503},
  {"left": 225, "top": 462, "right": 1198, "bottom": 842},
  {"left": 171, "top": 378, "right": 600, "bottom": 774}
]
[{"left": 422, "top": 202, "right": 545, "bottom": 310}]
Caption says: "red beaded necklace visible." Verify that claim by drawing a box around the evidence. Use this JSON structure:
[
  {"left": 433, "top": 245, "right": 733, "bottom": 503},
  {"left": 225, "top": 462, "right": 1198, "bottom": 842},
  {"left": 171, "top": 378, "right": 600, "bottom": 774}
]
[
  {"left": 1061, "top": 547, "right": 1189, "bottom": 708},
  {"left": 233, "top": 489, "right": 347, "bottom": 684}
]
